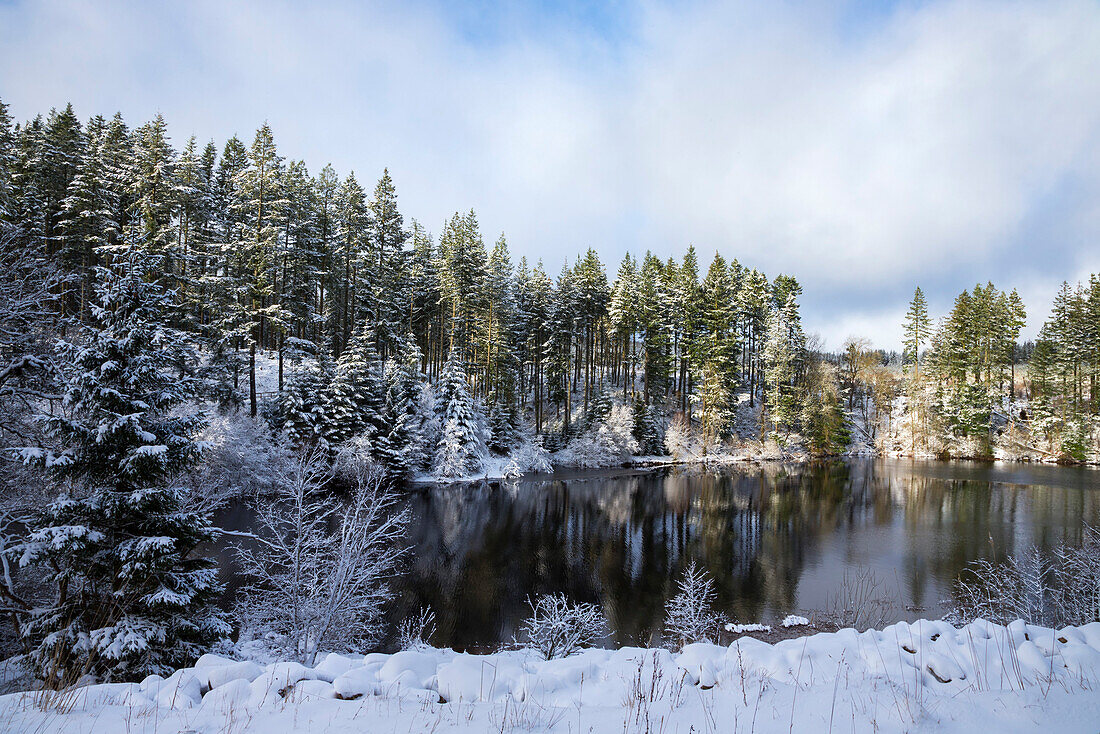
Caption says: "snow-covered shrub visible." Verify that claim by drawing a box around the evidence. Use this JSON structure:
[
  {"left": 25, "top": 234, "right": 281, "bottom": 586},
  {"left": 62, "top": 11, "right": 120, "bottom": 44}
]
[
  {"left": 398, "top": 607, "right": 437, "bottom": 651},
  {"left": 953, "top": 548, "right": 1051, "bottom": 626},
  {"left": 519, "top": 594, "right": 608, "bottom": 659},
  {"left": 172, "top": 412, "right": 291, "bottom": 513},
  {"left": 236, "top": 449, "right": 409, "bottom": 664},
  {"left": 507, "top": 428, "right": 553, "bottom": 477},
  {"left": 952, "top": 529, "right": 1100, "bottom": 627},
  {"left": 554, "top": 404, "right": 639, "bottom": 468},
  {"left": 664, "top": 414, "right": 707, "bottom": 460},
  {"left": 665, "top": 562, "right": 722, "bottom": 649},
  {"left": 1057, "top": 526, "right": 1100, "bottom": 624}
]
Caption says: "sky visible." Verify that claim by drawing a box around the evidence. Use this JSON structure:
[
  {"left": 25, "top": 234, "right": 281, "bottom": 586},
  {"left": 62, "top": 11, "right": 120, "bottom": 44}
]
[{"left": 2, "top": 0, "right": 1099, "bottom": 350}]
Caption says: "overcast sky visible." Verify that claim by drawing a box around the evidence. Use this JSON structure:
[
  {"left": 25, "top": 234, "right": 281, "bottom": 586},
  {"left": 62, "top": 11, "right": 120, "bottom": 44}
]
[{"left": 2, "top": 0, "right": 1099, "bottom": 349}]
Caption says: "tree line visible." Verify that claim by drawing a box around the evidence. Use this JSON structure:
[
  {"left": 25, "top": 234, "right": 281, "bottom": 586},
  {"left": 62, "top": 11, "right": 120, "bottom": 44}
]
[{"left": 0, "top": 100, "right": 828, "bottom": 474}]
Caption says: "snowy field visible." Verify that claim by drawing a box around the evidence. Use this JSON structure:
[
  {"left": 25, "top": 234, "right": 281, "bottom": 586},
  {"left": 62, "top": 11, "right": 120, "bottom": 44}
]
[{"left": 5, "top": 619, "right": 1100, "bottom": 733}]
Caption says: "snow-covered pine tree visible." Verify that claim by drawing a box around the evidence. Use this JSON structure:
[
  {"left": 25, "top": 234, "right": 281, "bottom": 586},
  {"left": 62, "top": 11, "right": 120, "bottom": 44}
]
[
  {"left": 324, "top": 330, "right": 385, "bottom": 446},
  {"left": 328, "top": 173, "right": 370, "bottom": 357},
  {"left": 632, "top": 395, "right": 663, "bottom": 455},
  {"left": 487, "top": 399, "right": 519, "bottom": 454},
  {"left": 693, "top": 254, "right": 739, "bottom": 439},
  {"left": 18, "top": 250, "right": 230, "bottom": 687},
  {"left": 482, "top": 233, "right": 519, "bottom": 406},
  {"left": 762, "top": 291, "right": 802, "bottom": 438},
  {"left": 609, "top": 253, "right": 638, "bottom": 399},
  {"left": 0, "top": 97, "right": 16, "bottom": 222},
  {"left": 376, "top": 338, "right": 429, "bottom": 477},
  {"left": 278, "top": 354, "right": 335, "bottom": 447},
  {"left": 367, "top": 169, "right": 408, "bottom": 356},
  {"left": 126, "top": 115, "right": 178, "bottom": 262},
  {"left": 433, "top": 356, "right": 487, "bottom": 477}
]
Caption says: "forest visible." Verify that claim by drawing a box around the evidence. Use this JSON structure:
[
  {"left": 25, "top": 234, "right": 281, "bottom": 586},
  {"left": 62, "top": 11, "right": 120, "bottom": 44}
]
[{"left": 0, "top": 100, "right": 1099, "bottom": 688}]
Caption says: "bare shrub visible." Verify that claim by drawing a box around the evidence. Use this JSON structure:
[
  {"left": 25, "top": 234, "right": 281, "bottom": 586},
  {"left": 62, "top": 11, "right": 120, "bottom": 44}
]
[
  {"left": 665, "top": 561, "right": 723, "bottom": 648},
  {"left": 953, "top": 527, "right": 1100, "bottom": 627},
  {"left": 519, "top": 593, "right": 607, "bottom": 659},
  {"left": 398, "top": 606, "right": 437, "bottom": 651},
  {"left": 821, "top": 565, "right": 896, "bottom": 631},
  {"left": 235, "top": 448, "right": 409, "bottom": 664}
]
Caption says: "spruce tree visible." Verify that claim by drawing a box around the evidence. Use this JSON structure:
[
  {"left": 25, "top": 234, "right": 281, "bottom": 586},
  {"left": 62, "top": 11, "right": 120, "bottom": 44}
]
[
  {"left": 433, "top": 356, "right": 487, "bottom": 477},
  {"left": 903, "top": 287, "right": 931, "bottom": 377},
  {"left": 278, "top": 355, "right": 335, "bottom": 447},
  {"left": 376, "top": 338, "right": 429, "bottom": 476},
  {"left": 325, "top": 330, "right": 385, "bottom": 446},
  {"left": 19, "top": 250, "right": 229, "bottom": 686}
]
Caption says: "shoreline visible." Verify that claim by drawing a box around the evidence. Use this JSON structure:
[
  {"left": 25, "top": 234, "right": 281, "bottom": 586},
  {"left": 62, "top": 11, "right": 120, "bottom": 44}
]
[{"left": 411, "top": 448, "right": 1100, "bottom": 487}]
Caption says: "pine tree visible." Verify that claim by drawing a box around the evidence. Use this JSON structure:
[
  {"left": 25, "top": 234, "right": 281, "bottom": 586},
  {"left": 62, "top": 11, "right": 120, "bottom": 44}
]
[
  {"left": 127, "top": 114, "right": 178, "bottom": 261},
  {"left": 437, "top": 210, "right": 487, "bottom": 362},
  {"left": 279, "top": 355, "right": 335, "bottom": 447},
  {"left": 57, "top": 117, "right": 109, "bottom": 316},
  {"left": 609, "top": 253, "right": 638, "bottom": 398},
  {"left": 632, "top": 395, "right": 663, "bottom": 455},
  {"left": 763, "top": 292, "right": 802, "bottom": 437},
  {"left": 692, "top": 254, "right": 738, "bottom": 439},
  {"left": 0, "top": 97, "right": 16, "bottom": 222},
  {"left": 19, "top": 250, "right": 229, "bottom": 686},
  {"left": 368, "top": 169, "right": 408, "bottom": 355},
  {"left": 482, "top": 233, "right": 518, "bottom": 404}
]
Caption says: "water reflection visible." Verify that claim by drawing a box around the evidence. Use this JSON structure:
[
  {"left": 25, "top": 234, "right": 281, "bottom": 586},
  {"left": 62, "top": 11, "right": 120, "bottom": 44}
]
[{"left": 391, "top": 459, "right": 1100, "bottom": 650}]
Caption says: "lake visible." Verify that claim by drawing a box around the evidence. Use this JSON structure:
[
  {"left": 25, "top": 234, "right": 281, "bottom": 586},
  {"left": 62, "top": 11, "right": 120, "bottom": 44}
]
[{"left": 214, "top": 458, "right": 1100, "bottom": 650}]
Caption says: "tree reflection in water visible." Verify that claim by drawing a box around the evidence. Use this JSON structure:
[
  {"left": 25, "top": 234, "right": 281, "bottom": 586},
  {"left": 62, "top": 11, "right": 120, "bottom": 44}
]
[{"left": 391, "top": 459, "right": 1100, "bottom": 650}]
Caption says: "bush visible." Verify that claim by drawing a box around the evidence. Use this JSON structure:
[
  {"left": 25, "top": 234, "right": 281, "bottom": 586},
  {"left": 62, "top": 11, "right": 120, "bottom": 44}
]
[
  {"left": 398, "top": 607, "right": 437, "bottom": 651},
  {"left": 952, "top": 526, "right": 1100, "bottom": 627},
  {"left": 520, "top": 594, "right": 608, "bottom": 659},
  {"left": 554, "top": 404, "right": 639, "bottom": 468}
]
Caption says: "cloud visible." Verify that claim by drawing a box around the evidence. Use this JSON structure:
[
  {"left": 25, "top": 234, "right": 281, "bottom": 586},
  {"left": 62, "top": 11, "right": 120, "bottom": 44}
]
[{"left": 2, "top": 0, "right": 1099, "bottom": 349}]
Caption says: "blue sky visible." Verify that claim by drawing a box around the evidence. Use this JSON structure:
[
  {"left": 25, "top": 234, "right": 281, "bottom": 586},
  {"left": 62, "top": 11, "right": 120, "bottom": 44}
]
[{"left": 2, "top": 0, "right": 1099, "bottom": 349}]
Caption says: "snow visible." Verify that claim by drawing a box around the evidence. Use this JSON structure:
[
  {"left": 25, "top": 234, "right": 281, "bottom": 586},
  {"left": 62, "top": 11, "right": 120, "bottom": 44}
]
[
  {"left": 781, "top": 615, "right": 810, "bottom": 628},
  {"left": 5, "top": 619, "right": 1100, "bottom": 732},
  {"left": 726, "top": 622, "right": 772, "bottom": 634}
]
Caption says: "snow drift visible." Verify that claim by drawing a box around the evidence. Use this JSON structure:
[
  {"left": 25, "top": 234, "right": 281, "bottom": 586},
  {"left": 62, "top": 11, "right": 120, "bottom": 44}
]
[{"left": 4, "top": 618, "right": 1100, "bottom": 732}]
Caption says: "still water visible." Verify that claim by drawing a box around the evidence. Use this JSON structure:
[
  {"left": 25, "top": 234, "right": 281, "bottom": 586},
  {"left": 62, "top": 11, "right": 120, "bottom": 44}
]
[{"left": 216, "top": 459, "right": 1100, "bottom": 650}]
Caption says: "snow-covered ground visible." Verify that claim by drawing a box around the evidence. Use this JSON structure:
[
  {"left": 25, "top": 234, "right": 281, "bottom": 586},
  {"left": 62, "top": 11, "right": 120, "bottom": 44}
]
[{"left": 5, "top": 619, "right": 1100, "bottom": 733}]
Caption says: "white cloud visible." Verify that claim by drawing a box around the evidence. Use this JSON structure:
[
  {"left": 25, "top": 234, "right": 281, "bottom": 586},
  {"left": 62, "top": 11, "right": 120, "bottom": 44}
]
[{"left": 2, "top": 0, "right": 1099, "bottom": 349}]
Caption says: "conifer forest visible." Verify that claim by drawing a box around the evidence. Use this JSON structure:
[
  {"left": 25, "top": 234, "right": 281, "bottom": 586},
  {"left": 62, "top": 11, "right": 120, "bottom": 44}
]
[{"left": 2, "top": 58, "right": 1100, "bottom": 731}]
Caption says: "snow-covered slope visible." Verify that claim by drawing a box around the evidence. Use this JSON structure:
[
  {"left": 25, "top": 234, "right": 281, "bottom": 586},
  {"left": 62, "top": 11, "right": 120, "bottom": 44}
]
[{"left": 4, "top": 618, "right": 1100, "bottom": 732}]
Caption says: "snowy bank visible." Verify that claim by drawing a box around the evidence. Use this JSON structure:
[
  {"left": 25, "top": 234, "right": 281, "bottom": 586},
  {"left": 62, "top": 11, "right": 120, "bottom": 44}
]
[{"left": 5, "top": 619, "right": 1100, "bottom": 732}]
